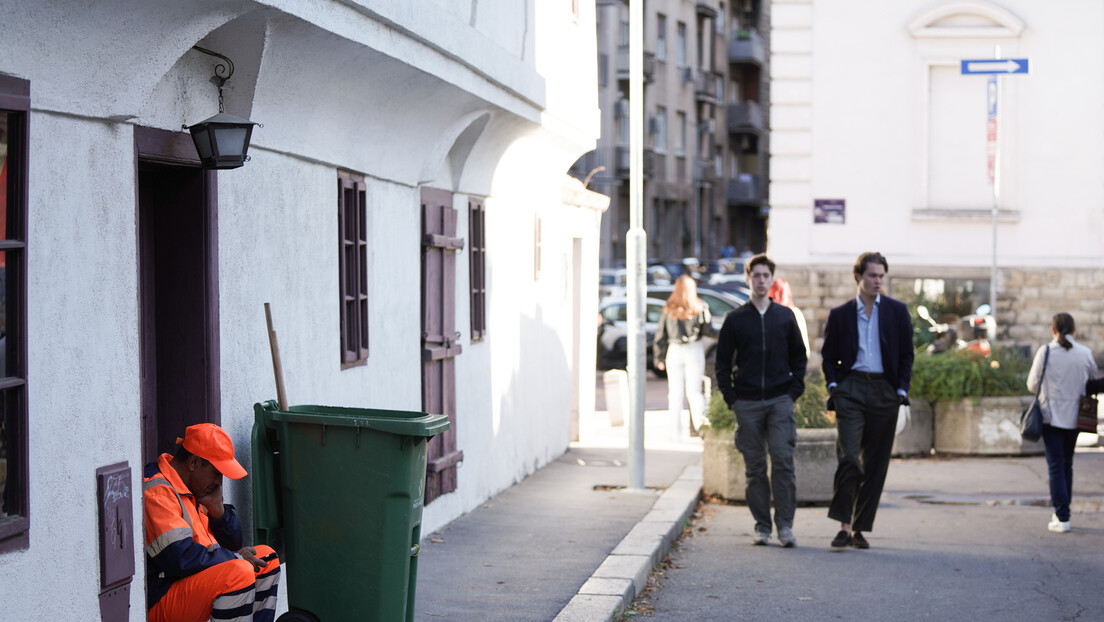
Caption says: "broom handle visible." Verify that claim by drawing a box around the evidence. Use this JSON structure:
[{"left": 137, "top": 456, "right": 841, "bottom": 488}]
[{"left": 264, "top": 303, "right": 289, "bottom": 411}]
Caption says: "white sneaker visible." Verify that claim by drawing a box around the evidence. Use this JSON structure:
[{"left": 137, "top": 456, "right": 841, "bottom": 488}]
[
  {"left": 752, "top": 530, "right": 770, "bottom": 546},
  {"left": 778, "top": 527, "right": 797, "bottom": 548},
  {"left": 1048, "top": 514, "right": 1071, "bottom": 533}
]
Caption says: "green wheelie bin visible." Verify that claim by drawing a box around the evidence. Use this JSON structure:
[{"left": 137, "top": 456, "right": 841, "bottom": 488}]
[{"left": 251, "top": 400, "right": 450, "bottom": 622}]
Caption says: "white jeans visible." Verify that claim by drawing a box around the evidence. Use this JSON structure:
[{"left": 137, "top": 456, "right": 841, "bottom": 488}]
[{"left": 665, "top": 340, "right": 706, "bottom": 434}]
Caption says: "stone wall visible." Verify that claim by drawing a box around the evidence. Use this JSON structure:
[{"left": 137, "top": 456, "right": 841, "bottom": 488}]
[{"left": 780, "top": 264, "right": 1104, "bottom": 370}]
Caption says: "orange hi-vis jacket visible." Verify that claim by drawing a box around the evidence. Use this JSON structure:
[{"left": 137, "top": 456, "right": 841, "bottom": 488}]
[{"left": 143, "top": 453, "right": 245, "bottom": 611}]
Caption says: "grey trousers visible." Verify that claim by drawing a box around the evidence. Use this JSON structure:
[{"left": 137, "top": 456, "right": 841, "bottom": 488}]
[{"left": 733, "top": 394, "right": 797, "bottom": 533}]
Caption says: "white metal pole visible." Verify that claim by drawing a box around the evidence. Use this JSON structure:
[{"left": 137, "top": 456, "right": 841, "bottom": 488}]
[
  {"left": 990, "top": 47, "right": 1001, "bottom": 312},
  {"left": 627, "top": 0, "right": 647, "bottom": 492}
]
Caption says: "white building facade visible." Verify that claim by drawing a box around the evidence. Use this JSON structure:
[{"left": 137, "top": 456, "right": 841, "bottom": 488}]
[
  {"left": 0, "top": 1, "right": 603, "bottom": 619},
  {"left": 768, "top": 0, "right": 1104, "bottom": 358}
]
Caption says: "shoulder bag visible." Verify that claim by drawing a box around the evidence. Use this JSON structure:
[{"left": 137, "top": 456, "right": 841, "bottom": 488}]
[
  {"left": 1077, "top": 392, "right": 1098, "bottom": 434},
  {"left": 1020, "top": 346, "right": 1049, "bottom": 442}
]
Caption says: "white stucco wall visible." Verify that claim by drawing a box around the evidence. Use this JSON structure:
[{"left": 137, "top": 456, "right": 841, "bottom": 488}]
[
  {"left": 0, "top": 113, "right": 145, "bottom": 620},
  {"left": 1, "top": 0, "right": 599, "bottom": 618},
  {"left": 769, "top": 0, "right": 1104, "bottom": 269}
]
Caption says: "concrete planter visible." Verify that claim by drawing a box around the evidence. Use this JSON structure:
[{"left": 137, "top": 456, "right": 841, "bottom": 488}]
[
  {"left": 933, "top": 395, "right": 1044, "bottom": 455},
  {"left": 892, "top": 399, "right": 934, "bottom": 456},
  {"left": 702, "top": 427, "right": 838, "bottom": 504}
]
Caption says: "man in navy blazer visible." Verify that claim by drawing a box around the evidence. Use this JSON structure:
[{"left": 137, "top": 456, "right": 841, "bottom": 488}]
[{"left": 821, "top": 252, "right": 914, "bottom": 550}]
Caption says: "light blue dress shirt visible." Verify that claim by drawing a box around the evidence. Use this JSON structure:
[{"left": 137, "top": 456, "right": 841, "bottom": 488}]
[{"left": 852, "top": 294, "right": 884, "bottom": 374}]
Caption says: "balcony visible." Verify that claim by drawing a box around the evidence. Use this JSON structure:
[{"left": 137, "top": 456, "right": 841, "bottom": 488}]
[
  {"left": 616, "top": 49, "right": 656, "bottom": 83},
  {"left": 614, "top": 146, "right": 657, "bottom": 179},
  {"left": 696, "top": 2, "right": 717, "bottom": 18},
  {"left": 643, "top": 147, "right": 656, "bottom": 178},
  {"left": 694, "top": 69, "right": 722, "bottom": 105},
  {"left": 727, "top": 174, "right": 762, "bottom": 205},
  {"left": 615, "top": 146, "right": 630, "bottom": 178},
  {"left": 726, "top": 101, "right": 764, "bottom": 134},
  {"left": 643, "top": 51, "right": 656, "bottom": 83},
  {"left": 695, "top": 159, "right": 715, "bottom": 184},
  {"left": 729, "top": 31, "right": 765, "bottom": 66}
]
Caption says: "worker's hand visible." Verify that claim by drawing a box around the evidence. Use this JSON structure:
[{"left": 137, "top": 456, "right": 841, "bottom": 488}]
[
  {"left": 238, "top": 547, "right": 265, "bottom": 572},
  {"left": 195, "top": 485, "right": 226, "bottom": 520},
  {"left": 655, "top": 360, "right": 665, "bottom": 371}
]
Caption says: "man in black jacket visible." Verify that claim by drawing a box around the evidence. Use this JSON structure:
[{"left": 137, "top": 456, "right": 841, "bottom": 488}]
[
  {"left": 822, "top": 251, "right": 914, "bottom": 550},
  {"left": 715, "top": 254, "right": 808, "bottom": 547}
]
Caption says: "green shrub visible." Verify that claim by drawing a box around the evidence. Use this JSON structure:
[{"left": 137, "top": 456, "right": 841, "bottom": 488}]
[
  {"left": 794, "top": 370, "right": 834, "bottom": 428},
  {"left": 910, "top": 347, "right": 1031, "bottom": 403},
  {"left": 703, "top": 388, "right": 734, "bottom": 432},
  {"left": 702, "top": 370, "right": 834, "bottom": 432}
]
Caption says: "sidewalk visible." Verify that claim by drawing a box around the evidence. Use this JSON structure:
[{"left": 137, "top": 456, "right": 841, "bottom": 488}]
[{"left": 413, "top": 407, "right": 703, "bottom": 621}]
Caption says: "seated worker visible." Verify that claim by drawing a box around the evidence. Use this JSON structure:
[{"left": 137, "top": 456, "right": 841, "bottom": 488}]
[{"left": 144, "top": 423, "right": 281, "bottom": 622}]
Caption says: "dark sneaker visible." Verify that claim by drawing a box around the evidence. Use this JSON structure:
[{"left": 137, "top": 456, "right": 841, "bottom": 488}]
[
  {"left": 850, "top": 532, "right": 870, "bottom": 549},
  {"left": 830, "top": 530, "right": 850, "bottom": 548}
]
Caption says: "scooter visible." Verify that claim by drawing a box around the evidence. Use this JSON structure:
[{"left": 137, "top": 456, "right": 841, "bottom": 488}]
[
  {"left": 917, "top": 305, "right": 961, "bottom": 354},
  {"left": 957, "top": 304, "right": 995, "bottom": 356},
  {"left": 917, "top": 304, "right": 995, "bottom": 356}
]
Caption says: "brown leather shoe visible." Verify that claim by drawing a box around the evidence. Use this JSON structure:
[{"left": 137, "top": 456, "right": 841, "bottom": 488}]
[{"left": 850, "top": 532, "right": 870, "bottom": 549}]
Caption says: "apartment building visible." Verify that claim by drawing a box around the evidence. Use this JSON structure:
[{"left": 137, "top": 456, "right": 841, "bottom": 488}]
[{"left": 574, "top": 0, "right": 771, "bottom": 268}]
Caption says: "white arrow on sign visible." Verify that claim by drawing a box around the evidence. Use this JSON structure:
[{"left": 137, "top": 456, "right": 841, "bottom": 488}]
[{"left": 962, "top": 59, "right": 1029, "bottom": 75}]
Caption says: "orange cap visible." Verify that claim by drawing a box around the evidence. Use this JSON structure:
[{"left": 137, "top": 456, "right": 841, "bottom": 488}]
[{"left": 180, "top": 423, "right": 247, "bottom": 479}]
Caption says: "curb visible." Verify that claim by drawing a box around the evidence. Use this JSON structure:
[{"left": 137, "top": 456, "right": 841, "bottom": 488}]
[{"left": 552, "top": 463, "right": 703, "bottom": 622}]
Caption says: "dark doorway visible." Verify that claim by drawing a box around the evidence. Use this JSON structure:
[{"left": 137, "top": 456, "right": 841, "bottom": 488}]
[{"left": 136, "top": 128, "right": 220, "bottom": 467}]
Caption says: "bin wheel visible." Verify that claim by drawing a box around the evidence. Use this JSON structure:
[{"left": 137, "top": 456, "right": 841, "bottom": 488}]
[{"left": 277, "top": 610, "right": 319, "bottom": 622}]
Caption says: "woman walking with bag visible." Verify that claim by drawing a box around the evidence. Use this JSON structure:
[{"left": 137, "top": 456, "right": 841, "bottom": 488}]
[
  {"left": 653, "top": 275, "right": 714, "bottom": 437},
  {"left": 1026, "top": 313, "right": 1099, "bottom": 533}
]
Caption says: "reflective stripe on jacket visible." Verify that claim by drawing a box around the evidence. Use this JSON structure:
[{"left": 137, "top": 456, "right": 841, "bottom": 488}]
[{"left": 143, "top": 453, "right": 243, "bottom": 610}]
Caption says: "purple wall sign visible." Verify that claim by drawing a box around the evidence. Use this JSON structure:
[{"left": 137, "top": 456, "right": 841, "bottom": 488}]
[{"left": 814, "top": 199, "right": 845, "bottom": 224}]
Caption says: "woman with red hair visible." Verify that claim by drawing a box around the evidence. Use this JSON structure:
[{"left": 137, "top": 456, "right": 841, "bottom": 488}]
[{"left": 768, "top": 278, "right": 809, "bottom": 357}]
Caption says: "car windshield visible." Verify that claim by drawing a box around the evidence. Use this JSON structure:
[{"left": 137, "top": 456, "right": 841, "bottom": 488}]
[
  {"left": 602, "top": 301, "right": 665, "bottom": 324},
  {"left": 699, "top": 293, "right": 736, "bottom": 318}
]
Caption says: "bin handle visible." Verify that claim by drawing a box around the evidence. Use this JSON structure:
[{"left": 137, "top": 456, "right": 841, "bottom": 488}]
[{"left": 410, "top": 543, "right": 420, "bottom": 558}]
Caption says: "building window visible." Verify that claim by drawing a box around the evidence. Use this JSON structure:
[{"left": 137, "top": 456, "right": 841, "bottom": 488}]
[
  {"left": 656, "top": 14, "right": 667, "bottom": 61},
  {"left": 653, "top": 106, "right": 667, "bottom": 153},
  {"left": 338, "top": 171, "right": 369, "bottom": 366},
  {"left": 598, "top": 53, "right": 609, "bottom": 87},
  {"left": 677, "top": 22, "right": 688, "bottom": 66},
  {"left": 619, "top": 19, "right": 630, "bottom": 49},
  {"left": 676, "top": 111, "right": 687, "bottom": 156},
  {"left": 0, "top": 74, "right": 29, "bottom": 554},
  {"left": 469, "top": 198, "right": 486, "bottom": 341},
  {"left": 717, "top": 3, "right": 726, "bottom": 35}
]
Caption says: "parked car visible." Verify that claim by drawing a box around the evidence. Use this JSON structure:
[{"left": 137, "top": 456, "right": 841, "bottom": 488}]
[
  {"left": 599, "top": 286, "right": 745, "bottom": 378},
  {"left": 596, "top": 297, "right": 667, "bottom": 374},
  {"left": 598, "top": 268, "right": 627, "bottom": 300},
  {"left": 644, "top": 285, "right": 748, "bottom": 378},
  {"left": 598, "top": 265, "right": 674, "bottom": 301},
  {"left": 646, "top": 285, "right": 748, "bottom": 329}
]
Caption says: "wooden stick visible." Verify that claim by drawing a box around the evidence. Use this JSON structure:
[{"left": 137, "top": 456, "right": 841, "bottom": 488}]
[{"left": 264, "top": 303, "right": 289, "bottom": 411}]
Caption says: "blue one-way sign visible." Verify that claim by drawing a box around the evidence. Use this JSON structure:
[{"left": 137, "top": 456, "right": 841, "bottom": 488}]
[{"left": 960, "top": 58, "right": 1029, "bottom": 75}]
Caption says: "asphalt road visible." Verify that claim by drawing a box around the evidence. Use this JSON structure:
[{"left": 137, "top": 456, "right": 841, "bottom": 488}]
[{"left": 635, "top": 452, "right": 1104, "bottom": 621}]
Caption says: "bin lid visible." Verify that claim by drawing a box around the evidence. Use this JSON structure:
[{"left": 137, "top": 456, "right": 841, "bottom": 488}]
[{"left": 259, "top": 402, "right": 450, "bottom": 437}]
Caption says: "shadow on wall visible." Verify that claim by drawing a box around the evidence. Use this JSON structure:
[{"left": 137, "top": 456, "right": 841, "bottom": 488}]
[{"left": 493, "top": 307, "right": 571, "bottom": 486}]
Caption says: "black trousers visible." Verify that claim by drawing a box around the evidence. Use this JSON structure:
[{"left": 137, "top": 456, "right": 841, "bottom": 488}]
[{"left": 827, "top": 374, "right": 899, "bottom": 532}]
